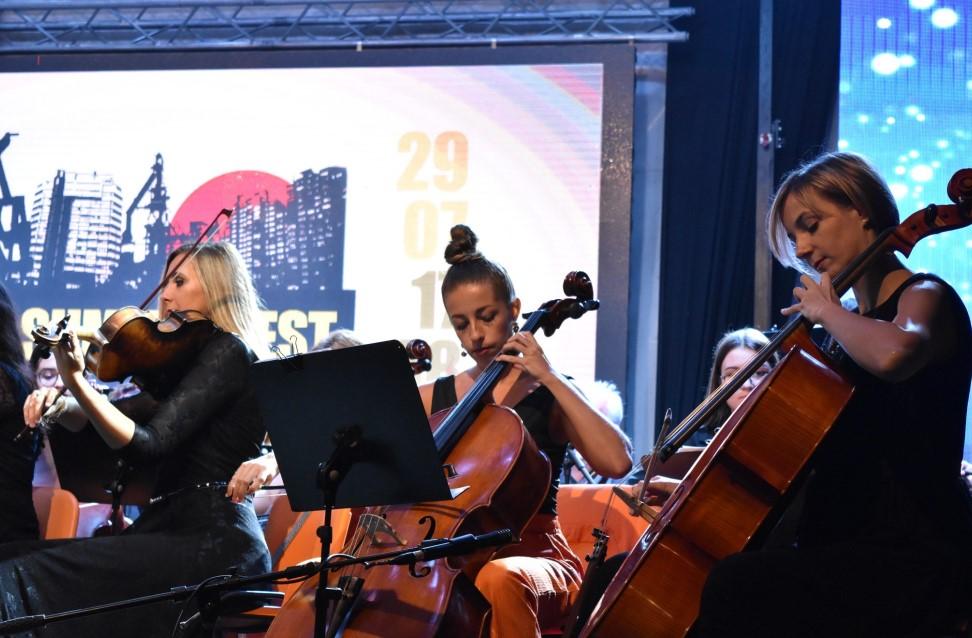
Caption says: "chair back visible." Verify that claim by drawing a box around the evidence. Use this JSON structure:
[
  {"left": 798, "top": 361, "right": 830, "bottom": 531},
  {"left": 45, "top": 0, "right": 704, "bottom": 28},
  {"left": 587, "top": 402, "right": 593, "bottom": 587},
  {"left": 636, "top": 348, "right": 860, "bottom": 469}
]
[
  {"left": 556, "top": 484, "right": 650, "bottom": 566},
  {"left": 32, "top": 486, "right": 80, "bottom": 539},
  {"left": 264, "top": 496, "right": 352, "bottom": 602}
]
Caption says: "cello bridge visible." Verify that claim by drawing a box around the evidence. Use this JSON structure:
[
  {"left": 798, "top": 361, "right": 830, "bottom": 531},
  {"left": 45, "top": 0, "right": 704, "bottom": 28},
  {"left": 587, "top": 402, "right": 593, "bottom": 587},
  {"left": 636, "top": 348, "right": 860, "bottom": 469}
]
[{"left": 357, "top": 513, "right": 407, "bottom": 546}]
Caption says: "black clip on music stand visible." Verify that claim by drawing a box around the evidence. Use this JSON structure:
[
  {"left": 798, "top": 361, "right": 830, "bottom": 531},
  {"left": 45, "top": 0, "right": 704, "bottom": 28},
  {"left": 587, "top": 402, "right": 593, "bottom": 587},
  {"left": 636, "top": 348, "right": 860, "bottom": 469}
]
[{"left": 250, "top": 340, "right": 454, "bottom": 638}]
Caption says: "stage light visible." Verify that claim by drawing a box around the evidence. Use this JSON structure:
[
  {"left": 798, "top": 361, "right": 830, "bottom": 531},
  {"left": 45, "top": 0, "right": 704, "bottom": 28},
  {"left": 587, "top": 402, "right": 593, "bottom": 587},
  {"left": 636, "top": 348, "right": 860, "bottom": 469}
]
[
  {"left": 871, "top": 52, "right": 901, "bottom": 75},
  {"left": 930, "top": 8, "right": 959, "bottom": 29}
]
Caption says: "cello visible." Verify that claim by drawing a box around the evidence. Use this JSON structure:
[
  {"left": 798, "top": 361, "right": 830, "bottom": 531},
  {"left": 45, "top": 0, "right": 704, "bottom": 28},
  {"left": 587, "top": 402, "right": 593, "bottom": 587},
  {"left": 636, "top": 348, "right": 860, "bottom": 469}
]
[
  {"left": 580, "top": 168, "right": 972, "bottom": 637},
  {"left": 265, "top": 271, "right": 600, "bottom": 638}
]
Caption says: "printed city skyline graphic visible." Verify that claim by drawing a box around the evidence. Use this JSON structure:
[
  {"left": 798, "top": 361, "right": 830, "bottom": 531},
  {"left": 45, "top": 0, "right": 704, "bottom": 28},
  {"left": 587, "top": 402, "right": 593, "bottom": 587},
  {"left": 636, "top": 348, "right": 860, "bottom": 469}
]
[{"left": 0, "top": 132, "right": 355, "bottom": 324}]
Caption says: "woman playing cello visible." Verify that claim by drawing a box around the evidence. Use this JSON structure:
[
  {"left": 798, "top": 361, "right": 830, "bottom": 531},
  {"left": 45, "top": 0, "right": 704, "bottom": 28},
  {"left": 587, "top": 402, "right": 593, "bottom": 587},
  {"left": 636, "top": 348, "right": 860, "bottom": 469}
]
[
  {"left": 418, "top": 225, "right": 632, "bottom": 638},
  {"left": 692, "top": 152, "right": 972, "bottom": 637},
  {"left": 1, "top": 241, "right": 272, "bottom": 637}
]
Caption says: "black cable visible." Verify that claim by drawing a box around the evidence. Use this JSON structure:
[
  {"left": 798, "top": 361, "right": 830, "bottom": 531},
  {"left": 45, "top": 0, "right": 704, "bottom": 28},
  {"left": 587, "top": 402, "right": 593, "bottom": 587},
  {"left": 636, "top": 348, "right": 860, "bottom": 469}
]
[{"left": 168, "top": 573, "right": 232, "bottom": 638}]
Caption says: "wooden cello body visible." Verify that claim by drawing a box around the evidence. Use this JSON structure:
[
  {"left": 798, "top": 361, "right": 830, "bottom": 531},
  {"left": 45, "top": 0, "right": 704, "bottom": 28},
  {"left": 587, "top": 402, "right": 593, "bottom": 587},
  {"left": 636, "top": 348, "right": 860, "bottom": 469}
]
[
  {"left": 580, "top": 169, "right": 972, "bottom": 637},
  {"left": 324, "top": 404, "right": 550, "bottom": 637},
  {"left": 580, "top": 329, "right": 852, "bottom": 637}
]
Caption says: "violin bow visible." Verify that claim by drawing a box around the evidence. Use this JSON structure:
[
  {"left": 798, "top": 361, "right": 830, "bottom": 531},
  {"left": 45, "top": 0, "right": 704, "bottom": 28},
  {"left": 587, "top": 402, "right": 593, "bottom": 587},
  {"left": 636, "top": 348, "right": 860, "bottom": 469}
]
[{"left": 136, "top": 208, "right": 233, "bottom": 311}]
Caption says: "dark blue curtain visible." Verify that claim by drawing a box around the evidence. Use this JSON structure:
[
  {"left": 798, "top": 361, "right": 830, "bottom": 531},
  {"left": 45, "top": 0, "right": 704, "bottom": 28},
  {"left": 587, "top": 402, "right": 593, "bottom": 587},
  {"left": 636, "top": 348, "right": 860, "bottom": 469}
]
[{"left": 654, "top": 0, "right": 839, "bottom": 430}]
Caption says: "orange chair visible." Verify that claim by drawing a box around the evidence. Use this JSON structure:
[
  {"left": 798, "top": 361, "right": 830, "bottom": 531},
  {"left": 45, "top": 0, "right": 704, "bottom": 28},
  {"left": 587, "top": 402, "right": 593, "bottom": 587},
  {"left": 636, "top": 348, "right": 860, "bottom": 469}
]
[
  {"left": 556, "top": 484, "right": 650, "bottom": 564},
  {"left": 32, "top": 486, "right": 80, "bottom": 540},
  {"left": 539, "top": 484, "right": 651, "bottom": 636},
  {"left": 220, "top": 494, "right": 352, "bottom": 637},
  {"left": 264, "top": 496, "right": 352, "bottom": 601}
]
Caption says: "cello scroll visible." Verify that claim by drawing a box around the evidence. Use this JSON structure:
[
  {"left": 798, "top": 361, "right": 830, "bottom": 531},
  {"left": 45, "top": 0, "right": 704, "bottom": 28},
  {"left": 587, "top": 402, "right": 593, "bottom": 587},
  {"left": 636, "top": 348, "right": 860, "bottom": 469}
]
[
  {"left": 526, "top": 271, "right": 600, "bottom": 337},
  {"left": 405, "top": 339, "right": 432, "bottom": 375}
]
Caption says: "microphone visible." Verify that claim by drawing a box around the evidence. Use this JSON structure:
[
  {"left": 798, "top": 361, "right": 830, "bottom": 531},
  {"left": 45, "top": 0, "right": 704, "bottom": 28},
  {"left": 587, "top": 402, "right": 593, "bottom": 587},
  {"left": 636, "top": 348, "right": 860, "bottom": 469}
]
[{"left": 368, "top": 529, "right": 514, "bottom": 567}]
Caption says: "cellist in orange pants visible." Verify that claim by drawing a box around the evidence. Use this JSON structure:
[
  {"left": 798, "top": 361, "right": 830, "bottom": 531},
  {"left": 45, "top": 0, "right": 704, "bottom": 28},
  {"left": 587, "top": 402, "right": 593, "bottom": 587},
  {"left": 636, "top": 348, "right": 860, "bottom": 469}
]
[{"left": 418, "top": 225, "right": 632, "bottom": 638}]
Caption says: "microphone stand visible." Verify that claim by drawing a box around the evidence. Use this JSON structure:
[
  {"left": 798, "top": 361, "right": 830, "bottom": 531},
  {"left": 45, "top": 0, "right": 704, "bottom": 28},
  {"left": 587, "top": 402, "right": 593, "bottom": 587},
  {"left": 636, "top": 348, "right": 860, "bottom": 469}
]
[
  {"left": 0, "top": 532, "right": 514, "bottom": 637},
  {"left": 565, "top": 446, "right": 598, "bottom": 484},
  {"left": 0, "top": 529, "right": 513, "bottom": 636},
  {"left": 0, "top": 561, "right": 318, "bottom": 637}
]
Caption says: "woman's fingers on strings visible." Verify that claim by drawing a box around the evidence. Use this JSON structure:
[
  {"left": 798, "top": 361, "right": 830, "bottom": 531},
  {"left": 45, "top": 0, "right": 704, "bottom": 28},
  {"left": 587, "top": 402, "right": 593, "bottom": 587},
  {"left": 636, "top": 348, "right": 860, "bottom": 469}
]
[
  {"left": 226, "top": 468, "right": 271, "bottom": 502},
  {"left": 227, "top": 476, "right": 251, "bottom": 502},
  {"left": 24, "top": 389, "right": 51, "bottom": 427},
  {"left": 22, "top": 393, "right": 34, "bottom": 426}
]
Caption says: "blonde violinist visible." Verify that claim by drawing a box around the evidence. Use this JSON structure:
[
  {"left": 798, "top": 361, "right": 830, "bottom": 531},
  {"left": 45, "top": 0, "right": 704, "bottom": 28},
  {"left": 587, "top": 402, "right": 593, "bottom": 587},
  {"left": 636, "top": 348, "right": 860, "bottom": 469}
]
[{"left": 0, "top": 242, "right": 272, "bottom": 637}]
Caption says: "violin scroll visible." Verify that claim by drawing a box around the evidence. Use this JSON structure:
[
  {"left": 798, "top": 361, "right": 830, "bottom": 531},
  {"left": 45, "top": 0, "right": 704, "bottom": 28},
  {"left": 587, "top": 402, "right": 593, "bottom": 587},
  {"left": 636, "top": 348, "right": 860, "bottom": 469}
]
[
  {"left": 30, "top": 314, "right": 72, "bottom": 360},
  {"left": 405, "top": 339, "right": 432, "bottom": 375},
  {"left": 30, "top": 314, "right": 106, "bottom": 373}
]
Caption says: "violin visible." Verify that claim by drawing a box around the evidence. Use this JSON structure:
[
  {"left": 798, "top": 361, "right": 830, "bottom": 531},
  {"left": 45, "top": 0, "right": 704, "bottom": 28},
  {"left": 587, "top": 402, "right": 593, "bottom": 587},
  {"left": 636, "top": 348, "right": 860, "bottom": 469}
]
[
  {"left": 30, "top": 209, "right": 232, "bottom": 393},
  {"left": 268, "top": 272, "right": 599, "bottom": 638},
  {"left": 579, "top": 169, "right": 972, "bottom": 637},
  {"left": 32, "top": 308, "right": 219, "bottom": 392}
]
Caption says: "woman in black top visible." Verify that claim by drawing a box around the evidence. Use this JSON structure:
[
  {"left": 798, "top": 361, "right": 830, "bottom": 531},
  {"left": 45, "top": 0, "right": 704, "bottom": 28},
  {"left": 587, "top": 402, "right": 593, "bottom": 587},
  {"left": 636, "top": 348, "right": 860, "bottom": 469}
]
[
  {"left": 417, "top": 225, "right": 632, "bottom": 638},
  {"left": 0, "top": 283, "right": 39, "bottom": 543},
  {"left": 691, "top": 152, "right": 972, "bottom": 637},
  {"left": 2, "top": 241, "right": 272, "bottom": 637}
]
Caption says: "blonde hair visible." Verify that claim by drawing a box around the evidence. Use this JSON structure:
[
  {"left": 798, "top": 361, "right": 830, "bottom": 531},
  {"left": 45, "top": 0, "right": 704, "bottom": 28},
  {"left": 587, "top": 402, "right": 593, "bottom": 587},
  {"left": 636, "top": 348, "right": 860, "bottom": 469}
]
[
  {"left": 165, "top": 242, "right": 270, "bottom": 358},
  {"left": 767, "top": 152, "right": 899, "bottom": 274}
]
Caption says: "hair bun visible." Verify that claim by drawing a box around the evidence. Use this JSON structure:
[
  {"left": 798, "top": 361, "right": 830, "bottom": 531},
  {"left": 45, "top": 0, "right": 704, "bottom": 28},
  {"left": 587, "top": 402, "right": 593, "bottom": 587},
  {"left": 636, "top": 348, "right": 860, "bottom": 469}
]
[{"left": 444, "top": 224, "right": 481, "bottom": 265}]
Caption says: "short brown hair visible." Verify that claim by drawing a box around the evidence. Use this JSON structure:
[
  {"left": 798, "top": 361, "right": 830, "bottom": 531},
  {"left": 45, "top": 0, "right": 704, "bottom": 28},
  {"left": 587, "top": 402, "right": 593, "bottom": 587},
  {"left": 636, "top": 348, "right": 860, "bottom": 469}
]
[{"left": 767, "top": 152, "right": 898, "bottom": 273}]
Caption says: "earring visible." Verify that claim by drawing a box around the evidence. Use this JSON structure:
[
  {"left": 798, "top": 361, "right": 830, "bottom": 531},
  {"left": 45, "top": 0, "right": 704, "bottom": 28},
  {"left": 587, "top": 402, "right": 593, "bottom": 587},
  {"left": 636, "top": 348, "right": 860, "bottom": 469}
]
[
  {"left": 460, "top": 350, "right": 468, "bottom": 357},
  {"left": 512, "top": 322, "right": 520, "bottom": 333}
]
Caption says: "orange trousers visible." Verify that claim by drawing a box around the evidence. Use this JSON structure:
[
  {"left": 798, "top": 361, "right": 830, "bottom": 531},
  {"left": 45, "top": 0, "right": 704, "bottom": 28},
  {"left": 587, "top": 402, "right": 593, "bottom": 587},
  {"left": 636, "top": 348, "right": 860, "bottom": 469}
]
[{"left": 474, "top": 514, "right": 583, "bottom": 638}]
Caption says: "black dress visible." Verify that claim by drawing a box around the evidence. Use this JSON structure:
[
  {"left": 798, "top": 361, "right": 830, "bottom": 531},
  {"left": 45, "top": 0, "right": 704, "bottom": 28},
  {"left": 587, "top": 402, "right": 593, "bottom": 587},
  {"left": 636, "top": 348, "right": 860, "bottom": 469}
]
[
  {"left": 0, "top": 332, "right": 272, "bottom": 638},
  {"left": 0, "top": 363, "right": 39, "bottom": 543},
  {"left": 692, "top": 274, "right": 972, "bottom": 638}
]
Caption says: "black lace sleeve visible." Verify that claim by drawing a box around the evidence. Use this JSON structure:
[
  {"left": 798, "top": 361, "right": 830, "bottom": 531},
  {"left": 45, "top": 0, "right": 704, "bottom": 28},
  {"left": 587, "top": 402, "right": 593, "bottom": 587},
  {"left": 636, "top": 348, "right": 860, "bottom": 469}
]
[{"left": 124, "top": 332, "right": 253, "bottom": 460}]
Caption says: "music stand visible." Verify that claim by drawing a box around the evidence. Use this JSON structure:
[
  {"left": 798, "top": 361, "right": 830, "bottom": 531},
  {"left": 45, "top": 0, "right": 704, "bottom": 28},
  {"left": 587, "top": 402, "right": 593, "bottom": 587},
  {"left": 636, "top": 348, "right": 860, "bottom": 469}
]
[{"left": 250, "top": 339, "right": 453, "bottom": 638}]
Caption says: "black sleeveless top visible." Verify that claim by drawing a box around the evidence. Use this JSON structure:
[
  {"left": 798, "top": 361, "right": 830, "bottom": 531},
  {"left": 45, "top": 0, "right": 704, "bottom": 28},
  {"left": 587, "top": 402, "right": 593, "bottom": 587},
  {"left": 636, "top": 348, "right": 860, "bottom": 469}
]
[
  {"left": 431, "top": 375, "right": 566, "bottom": 516},
  {"left": 799, "top": 273, "right": 972, "bottom": 548}
]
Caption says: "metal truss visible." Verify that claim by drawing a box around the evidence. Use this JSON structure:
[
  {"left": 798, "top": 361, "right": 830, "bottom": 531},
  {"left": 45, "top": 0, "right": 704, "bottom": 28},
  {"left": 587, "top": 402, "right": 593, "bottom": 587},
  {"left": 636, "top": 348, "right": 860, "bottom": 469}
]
[{"left": 0, "top": 1, "right": 692, "bottom": 52}]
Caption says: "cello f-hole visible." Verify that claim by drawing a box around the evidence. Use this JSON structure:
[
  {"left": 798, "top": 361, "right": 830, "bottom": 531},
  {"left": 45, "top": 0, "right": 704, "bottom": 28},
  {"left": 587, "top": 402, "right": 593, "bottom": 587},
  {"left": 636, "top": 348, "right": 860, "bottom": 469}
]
[
  {"left": 409, "top": 563, "right": 432, "bottom": 578},
  {"left": 418, "top": 515, "right": 437, "bottom": 541}
]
